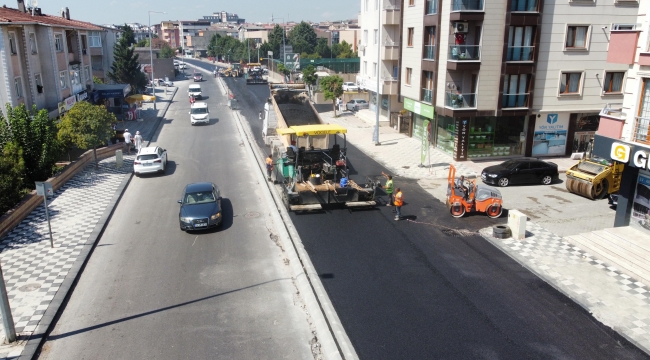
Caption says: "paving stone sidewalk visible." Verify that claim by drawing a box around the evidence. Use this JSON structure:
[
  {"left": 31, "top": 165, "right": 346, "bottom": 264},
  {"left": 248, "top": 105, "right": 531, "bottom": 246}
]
[{"left": 480, "top": 222, "right": 650, "bottom": 355}]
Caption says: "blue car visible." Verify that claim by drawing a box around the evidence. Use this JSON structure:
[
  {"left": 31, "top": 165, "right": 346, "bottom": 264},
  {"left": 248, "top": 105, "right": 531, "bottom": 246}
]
[{"left": 178, "top": 182, "right": 222, "bottom": 231}]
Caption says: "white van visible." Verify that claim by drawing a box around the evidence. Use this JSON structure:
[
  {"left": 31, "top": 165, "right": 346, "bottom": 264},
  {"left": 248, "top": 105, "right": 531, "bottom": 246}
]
[
  {"left": 188, "top": 84, "right": 202, "bottom": 99},
  {"left": 190, "top": 102, "right": 209, "bottom": 125}
]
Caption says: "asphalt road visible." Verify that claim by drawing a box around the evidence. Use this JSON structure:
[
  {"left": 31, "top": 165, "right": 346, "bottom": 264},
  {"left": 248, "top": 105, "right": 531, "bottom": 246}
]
[
  {"left": 38, "top": 68, "right": 315, "bottom": 359},
  {"left": 203, "top": 58, "right": 649, "bottom": 359}
]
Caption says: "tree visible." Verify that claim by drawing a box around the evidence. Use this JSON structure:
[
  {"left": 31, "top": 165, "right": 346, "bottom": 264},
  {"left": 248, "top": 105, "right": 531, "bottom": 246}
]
[
  {"left": 57, "top": 102, "right": 116, "bottom": 169},
  {"left": 288, "top": 22, "right": 317, "bottom": 54},
  {"left": 277, "top": 63, "right": 291, "bottom": 76},
  {"left": 0, "top": 141, "right": 25, "bottom": 215},
  {"left": 160, "top": 42, "right": 175, "bottom": 58},
  {"left": 302, "top": 65, "right": 318, "bottom": 98},
  {"left": 207, "top": 34, "right": 220, "bottom": 58},
  {"left": 319, "top": 75, "right": 344, "bottom": 117},
  {"left": 334, "top": 40, "right": 357, "bottom": 59},
  {"left": 136, "top": 38, "right": 148, "bottom": 47},
  {"left": 267, "top": 25, "right": 286, "bottom": 58},
  {"left": 314, "top": 38, "right": 332, "bottom": 58},
  {"left": 120, "top": 24, "right": 136, "bottom": 47},
  {"left": 108, "top": 35, "right": 147, "bottom": 92},
  {"left": 93, "top": 76, "right": 104, "bottom": 84}
]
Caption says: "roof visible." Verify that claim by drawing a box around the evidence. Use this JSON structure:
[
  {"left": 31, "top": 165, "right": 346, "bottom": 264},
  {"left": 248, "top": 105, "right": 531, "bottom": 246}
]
[
  {"left": 0, "top": 7, "right": 101, "bottom": 30},
  {"left": 138, "top": 146, "right": 159, "bottom": 155},
  {"left": 185, "top": 182, "right": 213, "bottom": 192},
  {"left": 276, "top": 124, "right": 347, "bottom": 136}
]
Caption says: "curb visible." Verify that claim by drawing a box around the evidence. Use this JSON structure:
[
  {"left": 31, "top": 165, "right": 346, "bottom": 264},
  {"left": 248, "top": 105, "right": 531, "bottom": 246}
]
[{"left": 222, "top": 76, "right": 357, "bottom": 360}]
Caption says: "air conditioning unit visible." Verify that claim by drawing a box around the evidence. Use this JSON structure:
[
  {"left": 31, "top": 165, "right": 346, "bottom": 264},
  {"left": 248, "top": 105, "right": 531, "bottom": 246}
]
[
  {"left": 453, "top": 22, "right": 469, "bottom": 34},
  {"left": 359, "top": 45, "right": 366, "bottom": 51}
]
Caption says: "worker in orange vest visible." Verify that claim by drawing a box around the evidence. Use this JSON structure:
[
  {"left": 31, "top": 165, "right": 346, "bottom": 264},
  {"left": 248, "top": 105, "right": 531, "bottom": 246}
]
[
  {"left": 394, "top": 188, "right": 403, "bottom": 221},
  {"left": 266, "top": 154, "right": 274, "bottom": 181}
]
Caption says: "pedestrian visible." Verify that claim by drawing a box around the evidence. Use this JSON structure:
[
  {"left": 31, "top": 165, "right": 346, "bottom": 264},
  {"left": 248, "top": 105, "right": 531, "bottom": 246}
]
[
  {"left": 266, "top": 154, "right": 274, "bottom": 181},
  {"left": 381, "top": 171, "right": 394, "bottom": 208},
  {"left": 123, "top": 129, "right": 132, "bottom": 155},
  {"left": 394, "top": 188, "right": 403, "bottom": 221},
  {"left": 337, "top": 97, "right": 342, "bottom": 112},
  {"left": 189, "top": 95, "right": 195, "bottom": 105},
  {"left": 134, "top": 131, "right": 143, "bottom": 153}
]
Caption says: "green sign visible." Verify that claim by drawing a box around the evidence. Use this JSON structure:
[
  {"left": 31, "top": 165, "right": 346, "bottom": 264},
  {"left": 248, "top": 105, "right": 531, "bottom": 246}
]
[
  {"left": 404, "top": 98, "right": 434, "bottom": 119},
  {"left": 421, "top": 119, "right": 430, "bottom": 164}
]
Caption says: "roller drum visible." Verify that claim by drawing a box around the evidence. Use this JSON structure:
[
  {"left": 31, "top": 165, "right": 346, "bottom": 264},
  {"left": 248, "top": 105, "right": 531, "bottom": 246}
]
[{"left": 566, "top": 176, "right": 596, "bottom": 200}]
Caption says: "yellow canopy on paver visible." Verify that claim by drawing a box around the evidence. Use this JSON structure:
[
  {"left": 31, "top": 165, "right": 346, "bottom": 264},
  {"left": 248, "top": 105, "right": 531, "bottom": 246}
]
[{"left": 276, "top": 124, "right": 347, "bottom": 137}]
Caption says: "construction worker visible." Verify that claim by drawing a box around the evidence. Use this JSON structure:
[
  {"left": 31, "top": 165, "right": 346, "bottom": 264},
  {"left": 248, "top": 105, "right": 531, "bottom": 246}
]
[
  {"left": 266, "top": 154, "right": 274, "bottom": 181},
  {"left": 394, "top": 188, "right": 403, "bottom": 221},
  {"left": 455, "top": 175, "right": 469, "bottom": 201},
  {"left": 381, "top": 171, "right": 394, "bottom": 207}
]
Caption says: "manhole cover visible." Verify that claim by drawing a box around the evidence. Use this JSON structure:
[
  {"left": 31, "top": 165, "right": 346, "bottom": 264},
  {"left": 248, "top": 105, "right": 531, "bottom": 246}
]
[
  {"left": 18, "top": 283, "right": 41, "bottom": 292},
  {"left": 244, "top": 212, "right": 260, "bottom": 218},
  {"left": 441, "top": 229, "right": 476, "bottom": 237}
]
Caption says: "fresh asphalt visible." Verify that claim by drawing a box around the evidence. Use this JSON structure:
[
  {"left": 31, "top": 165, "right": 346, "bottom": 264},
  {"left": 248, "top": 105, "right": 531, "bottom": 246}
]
[
  {"left": 184, "top": 59, "right": 650, "bottom": 359},
  {"left": 38, "top": 68, "right": 315, "bottom": 359}
]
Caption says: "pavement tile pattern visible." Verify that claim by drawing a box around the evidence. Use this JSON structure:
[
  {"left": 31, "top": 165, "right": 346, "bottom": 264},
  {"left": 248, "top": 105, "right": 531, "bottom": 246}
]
[
  {"left": 481, "top": 222, "right": 650, "bottom": 353},
  {"left": 0, "top": 157, "right": 134, "bottom": 359}
]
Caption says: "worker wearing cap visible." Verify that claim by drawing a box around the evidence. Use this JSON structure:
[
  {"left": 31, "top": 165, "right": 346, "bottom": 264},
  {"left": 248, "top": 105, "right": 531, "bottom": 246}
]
[
  {"left": 394, "top": 188, "right": 403, "bottom": 221},
  {"left": 381, "top": 171, "right": 394, "bottom": 207},
  {"left": 266, "top": 155, "right": 274, "bottom": 181}
]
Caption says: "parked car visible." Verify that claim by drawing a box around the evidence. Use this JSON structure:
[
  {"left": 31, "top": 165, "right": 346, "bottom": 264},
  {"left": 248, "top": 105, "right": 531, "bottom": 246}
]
[
  {"left": 346, "top": 99, "right": 369, "bottom": 111},
  {"left": 178, "top": 63, "right": 187, "bottom": 70},
  {"left": 342, "top": 82, "right": 359, "bottom": 92},
  {"left": 481, "top": 158, "right": 559, "bottom": 187},
  {"left": 133, "top": 146, "right": 167, "bottom": 176},
  {"left": 154, "top": 78, "right": 173, "bottom": 87},
  {"left": 193, "top": 73, "right": 203, "bottom": 82},
  {"left": 178, "top": 182, "right": 223, "bottom": 231}
]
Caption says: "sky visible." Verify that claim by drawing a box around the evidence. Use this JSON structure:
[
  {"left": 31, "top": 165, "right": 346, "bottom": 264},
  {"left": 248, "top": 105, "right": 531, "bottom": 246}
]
[{"left": 35, "top": 0, "right": 360, "bottom": 25}]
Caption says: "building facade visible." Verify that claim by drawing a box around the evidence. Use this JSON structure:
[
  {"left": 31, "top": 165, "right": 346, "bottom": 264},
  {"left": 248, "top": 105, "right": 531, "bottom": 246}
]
[
  {"left": 160, "top": 21, "right": 180, "bottom": 49},
  {"left": 179, "top": 20, "right": 211, "bottom": 57}
]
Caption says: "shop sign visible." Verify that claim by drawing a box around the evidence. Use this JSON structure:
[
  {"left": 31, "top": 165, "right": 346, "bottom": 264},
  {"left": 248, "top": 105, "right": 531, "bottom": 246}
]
[
  {"left": 532, "top": 113, "right": 569, "bottom": 156},
  {"left": 403, "top": 98, "right": 434, "bottom": 119},
  {"left": 64, "top": 96, "right": 76, "bottom": 110},
  {"left": 610, "top": 142, "right": 631, "bottom": 163},
  {"left": 453, "top": 118, "right": 469, "bottom": 161},
  {"left": 76, "top": 91, "right": 88, "bottom": 102},
  {"left": 609, "top": 142, "right": 650, "bottom": 171}
]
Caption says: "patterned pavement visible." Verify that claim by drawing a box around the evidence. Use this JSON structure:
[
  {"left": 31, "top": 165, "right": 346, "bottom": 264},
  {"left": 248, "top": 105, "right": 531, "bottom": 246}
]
[{"left": 480, "top": 222, "right": 650, "bottom": 354}]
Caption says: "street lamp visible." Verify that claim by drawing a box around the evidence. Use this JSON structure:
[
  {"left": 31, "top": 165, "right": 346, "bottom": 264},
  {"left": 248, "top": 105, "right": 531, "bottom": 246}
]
[
  {"left": 373, "top": 4, "right": 381, "bottom": 146},
  {"left": 271, "top": 16, "right": 286, "bottom": 67},
  {"left": 149, "top": 10, "right": 166, "bottom": 111}
]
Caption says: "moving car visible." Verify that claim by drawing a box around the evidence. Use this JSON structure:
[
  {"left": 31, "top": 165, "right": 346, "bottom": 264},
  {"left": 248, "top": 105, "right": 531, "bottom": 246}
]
[
  {"left": 342, "top": 82, "right": 359, "bottom": 92},
  {"left": 178, "top": 182, "right": 223, "bottom": 231},
  {"left": 154, "top": 78, "right": 173, "bottom": 87},
  {"left": 188, "top": 84, "right": 202, "bottom": 99},
  {"left": 133, "top": 146, "right": 167, "bottom": 176},
  {"left": 481, "top": 158, "right": 559, "bottom": 187},
  {"left": 193, "top": 73, "right": 203, "bottom": 82},
  {"left": 190, "top": 102, "right": 209, "bottom": 125},
  {"left": 346, "top": 99, "right": 369, "bottom": 111}
]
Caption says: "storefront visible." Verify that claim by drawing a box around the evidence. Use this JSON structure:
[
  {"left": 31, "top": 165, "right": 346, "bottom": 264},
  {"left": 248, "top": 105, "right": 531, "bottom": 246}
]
[
  {"left": 529, "top": 112, "right": 600, "bottom": 157},
  {"left": 404, "top": 98, "right": 434, "bottom": 142},
  {"left": 571, "top": 112, "right": 600, "bottom": 153},
  {"left": 436, "top": 115, "right": 527, "bottom": 161}
]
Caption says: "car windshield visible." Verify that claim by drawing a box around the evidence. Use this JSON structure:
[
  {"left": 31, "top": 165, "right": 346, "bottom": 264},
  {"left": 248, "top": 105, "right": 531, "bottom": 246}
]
[
  {"left": 137, "top": 154, "right": 158, "bottom": 161},
  {"left": 189, "top": 87, "right": 201, "bottom": 91},
  {"left": 501, "top": 160, "right": 520, "bottom": 170},
  {"left": 191, "top": 108, "right": 207, "bottom": 114},
  {"left": 357, "top": 100, "right": 367, "bottom": 104},
  {"left": 184, "top": 191, "right": 215, "bottom": 204}
]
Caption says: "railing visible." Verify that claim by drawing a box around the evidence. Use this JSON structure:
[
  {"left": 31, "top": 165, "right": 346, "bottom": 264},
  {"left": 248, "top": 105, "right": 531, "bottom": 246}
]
[
  {"left": 445, "top": 92, "right": 476, "bottom": 108},
  {"left": 426, "top": 0, "right": 438, "bottom": 14},
  {"left": 511, "top": 0, "right": 538, "bottom": 11},
  {"left": 423, "top": 45, "right": 436, "bottom": 60},
  {"left": 448, "top": 45, "right": 481, "bottom": 61},
  {"left": 633, "top": 116, "right": 650, "bottom": 145},
  {"left": 384, "top": 3, "right": 401, "bottom": 10},
  {"left": 452, "top": 0, "right": 484, "bottom": 11},
  {"left": 384, "top": 40, "right": 398, "bottom": 46},
  {"left": 422, "top": 88, "right": 433, "bottom": 103},
  {"left": 502, "top": 93, "right": 529, "bottom": 108},
  {"left": 506, "top": 46, "right": 534, "bottom": 61},
  {"left": 383, "top": 75, "right": 398, "bottom": 81}
]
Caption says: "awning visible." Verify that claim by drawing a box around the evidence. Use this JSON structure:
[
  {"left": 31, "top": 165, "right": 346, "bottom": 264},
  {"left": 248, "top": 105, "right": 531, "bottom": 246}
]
[
  {"left": 93, "top": 84, "right": 132, "bottom": 101},
  {"left": 125, "top": 94, "right": 156, "bottom": 104},
  {"left": 276, "top": 124, "right": 347, "bottom": 136}
]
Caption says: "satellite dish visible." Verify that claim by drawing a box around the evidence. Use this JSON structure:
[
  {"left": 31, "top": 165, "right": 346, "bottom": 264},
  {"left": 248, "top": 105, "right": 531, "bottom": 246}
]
[{"left": 32, "top": 0, "right": 38, "bottom": 6}]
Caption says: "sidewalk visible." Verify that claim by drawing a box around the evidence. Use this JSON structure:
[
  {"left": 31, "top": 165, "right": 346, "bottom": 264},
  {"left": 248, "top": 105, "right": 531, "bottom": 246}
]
[{"left": 0, "top": 89, "right": 177, "bottom": 359}]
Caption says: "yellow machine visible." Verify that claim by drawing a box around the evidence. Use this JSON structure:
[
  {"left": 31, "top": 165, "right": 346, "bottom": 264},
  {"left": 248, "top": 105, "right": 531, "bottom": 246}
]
[{"left": 565, "top": 158, "right": 624, "bottom": 199}]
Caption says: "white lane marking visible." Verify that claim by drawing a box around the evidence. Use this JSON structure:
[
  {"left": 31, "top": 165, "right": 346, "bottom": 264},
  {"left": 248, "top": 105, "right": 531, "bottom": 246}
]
[{"left": 192, "top": 235, "right": 198, "bottom": 246}]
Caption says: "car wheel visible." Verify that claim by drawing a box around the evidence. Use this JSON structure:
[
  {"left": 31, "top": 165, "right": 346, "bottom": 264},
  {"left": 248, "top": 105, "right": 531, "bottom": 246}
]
[
  {"left": 134, "top": 172, "right": 139, "bottom": 177},
  {"left": 541, "top": 175, "right": 552, "bottom": 185},
  {"left": 498, "top": 177, "right": 509, "bottom": 187}
]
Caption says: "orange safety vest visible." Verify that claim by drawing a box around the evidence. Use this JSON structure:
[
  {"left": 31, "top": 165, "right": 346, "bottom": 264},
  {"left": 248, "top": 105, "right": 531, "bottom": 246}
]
[{"left": 394, "top": 191, "right": 403, "bottom": 207}]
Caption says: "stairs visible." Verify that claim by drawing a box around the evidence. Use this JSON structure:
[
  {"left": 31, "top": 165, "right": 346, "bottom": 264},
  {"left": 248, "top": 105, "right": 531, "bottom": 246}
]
[{"left": 565, "top": 227, "right": 650, "bottom": 287}]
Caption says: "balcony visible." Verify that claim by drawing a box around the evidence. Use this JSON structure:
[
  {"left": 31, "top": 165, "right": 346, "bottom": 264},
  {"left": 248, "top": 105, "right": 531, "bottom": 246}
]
[
  {"left": 452, "top": 0, "right": 484, "bottom": 11},
  {"left": 383, "top": 41, "right": 400, "bottom": 60},
  {"left": 448, "top": 45, "right": 481, "bottom": 61},
  {"left": 511, "top": 0, "right": 538, "bottom": 11},
  {"left": 421, "top": 88, "right": 433, "bottom": 103},
  {"left": 423, "top": 45, "right": 436, "bottom": 60},
  {"left": 445, "top": 92, "right": 476, "bottom": 109},
  {"left": 506, "top": 46, "right": 534, "bottom": 61},
  {"left": 633, "top": 117, "right": 650, "bottom": 145},
  {"left": 502, "top": 93, "right": 529, "bottom": 108},
  {"left": 383, "top": 4, "right": 401, "bottom": 25},
  {"left": 383, "top": 77, "right": 398, "bottom": 94}
]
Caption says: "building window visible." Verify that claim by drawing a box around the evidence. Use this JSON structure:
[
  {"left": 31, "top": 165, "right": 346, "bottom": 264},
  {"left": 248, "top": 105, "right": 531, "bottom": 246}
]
[
  {"left": 29, "top": 33, "right": 37, "bottom": 54},
  {"left": 81, "top": 35, "right": 87, "bottom": 54},
  {"left": 364, "top": 30, "right": 368, "bottom": 45},
  {"left": 603, "top": 72, "right": 624, "bottom": 94},
  {"left": 507, "top": 26, "right": 534, "bottom": 61},
  {"left": 426, "top": 0, "right": 438, "bottom": 14},
  {"left": 565, "top": 25, "right": 589, "bottom": 49},
  {"left": 559, "top": 72, "right": 583, "bottom": 95},
  {"left": 59, "top": 71, "right": 68, "bottom": 89},
  {"left": 424, "top": 26, "right": 435, "bottom": 60},
  {"left": 8, "top": 33, "right": 17, "bottom": 55},
  {"left": 364, "top": 61, "right": 368, "bottom": 75},
  {"left": 35, "top": 73, "right": 43, "bottom": 94},
  {"left": 374, "top": 30, "right": 378, "bottom": 45},
  {"left": 55, "top": 34, "right": 63, "bottom": 52},
  {"left": 409, "top": 0, "right": 415, "bottom": 5},
  {"left": 85, "top": 66, "right": 91, "bottom": 83},
  {"left": 405, "top": 67, "right": 412, "bottom": 85},
  {"left": 502, "top": 74, "right": 529, "bottom": 107},
  {"left": 421, "top": 71, "right": 434, "bottom": 103},
  {"left": 407, "top": 28, "right": 414, "bottom": 47},
  {"left": 14, "top": 77, "right": 23, "bottom": 98}
]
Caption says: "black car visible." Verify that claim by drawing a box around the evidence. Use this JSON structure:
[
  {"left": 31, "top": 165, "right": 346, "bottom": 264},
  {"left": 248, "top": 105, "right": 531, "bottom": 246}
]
[
  {"left": 481, "top": 158, "right": 559, "bottom": 187},
  {"left": 178, "top": 182, "right": 222, "bottom": 231}
]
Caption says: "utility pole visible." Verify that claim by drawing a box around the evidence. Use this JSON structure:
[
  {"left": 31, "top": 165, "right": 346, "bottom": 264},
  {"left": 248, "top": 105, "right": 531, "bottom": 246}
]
[
  {"left": 373, "top": 1, "right": 381, "bottom": 146},
  {"left": 148, "top": 10, "right": 166, "bottom": 111}
]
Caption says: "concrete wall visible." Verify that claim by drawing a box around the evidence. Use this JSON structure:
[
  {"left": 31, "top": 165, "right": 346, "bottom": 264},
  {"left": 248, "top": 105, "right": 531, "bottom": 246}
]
[
  {"left": 475, "top": 0, "right": 507, "bottom": 110},
  {"left": 401, "top": 0, "right": 423, "bottom": 101}
]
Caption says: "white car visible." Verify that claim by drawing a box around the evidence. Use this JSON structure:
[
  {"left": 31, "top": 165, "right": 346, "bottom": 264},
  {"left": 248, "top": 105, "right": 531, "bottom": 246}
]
[
  {"left": 343, "top": 82, "right": 359, "bottom": 92},
  {"left": 188, "top": 84, "right": 202, "bottom": 99},
  {"left": 190, "top": 102, "right": 209, "bottom": 125},
  {"left": 154, "top": 78, "right": 173, "bottom": 87},
  {"left": 179, "top": 63, "right": 187, "bottom": 70},
  {"left": 133, "top": 146, "right": 167, "bottom": 176}
]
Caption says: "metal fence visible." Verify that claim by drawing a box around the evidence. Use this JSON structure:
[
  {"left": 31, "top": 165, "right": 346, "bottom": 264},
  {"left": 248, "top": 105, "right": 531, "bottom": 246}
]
[{"left": 271, "top": 58, "right": 360, "bottom": 74}]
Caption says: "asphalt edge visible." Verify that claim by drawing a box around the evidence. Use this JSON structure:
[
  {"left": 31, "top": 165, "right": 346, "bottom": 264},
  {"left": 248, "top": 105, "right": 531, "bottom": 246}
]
[
  {"left": 479, "top": 227, "right": 650, "bottom": 356},
  {"left": 23, "top": 89, "right": 177, "bottom": 360},
  {"left": 220, "top": 76, "right": 357, "bottom": 360}
]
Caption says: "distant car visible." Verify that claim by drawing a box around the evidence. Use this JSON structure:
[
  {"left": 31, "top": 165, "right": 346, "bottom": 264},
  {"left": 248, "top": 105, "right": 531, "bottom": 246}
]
[
  {"left": 133, "top": 146, "right": 167, "bottom": 176},
  {"left": 342, "top": 82, "right": 359, "bottom": 92},
  {"left": 154, "top": 78, "right": 173, "bottom": 87},
  {"left": 193, "top": 73, "right": 203, "bottom": 82},
  {"left": 481, "top": 158, "right": 559, "bottom": 187},
  {"left": 346, "top": 99, "right": 369, "bottom": 111},
  {"left": 178, "top": 63, "right": 187, "bottom": 70},
  {"left": 178, "top": 182, "right": 223, "bottom": 231}
]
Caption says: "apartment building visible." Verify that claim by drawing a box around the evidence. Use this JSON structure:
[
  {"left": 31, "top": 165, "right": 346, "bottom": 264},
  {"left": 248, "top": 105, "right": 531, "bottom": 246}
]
[
  {"left": 0, "top": 2, "right": 113, "bottom": 118},
  {"left": 160, "top": 21, "right": 180, "bottom": 49},
  {"left": 179, "top": 20, "right": 211, "bottom": 56},
  {"left": 357, "top": 0, "right": 402, "bottom": 122},
  {"left": 91, "top": 25, "right": 121, "bottom": 84}
]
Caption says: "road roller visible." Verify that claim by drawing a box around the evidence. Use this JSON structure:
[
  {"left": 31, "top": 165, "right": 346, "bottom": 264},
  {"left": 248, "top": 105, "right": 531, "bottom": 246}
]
[{"left": 565, "top": 157, "right": 623, "bottom": 200}]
